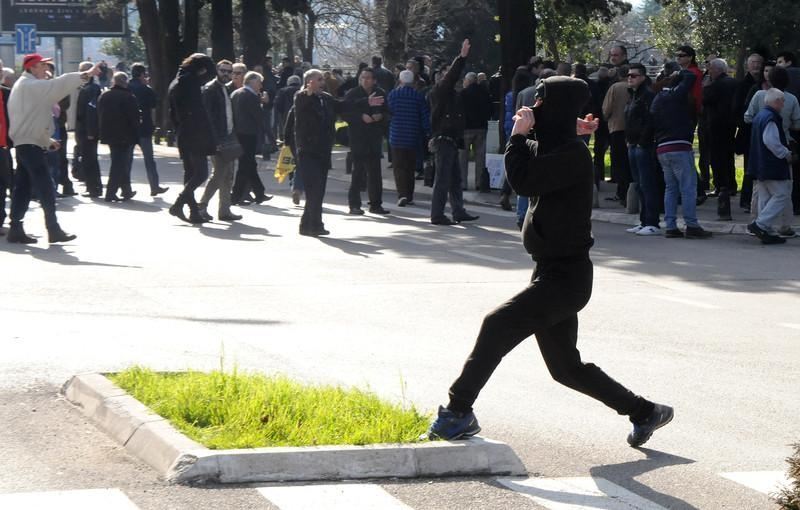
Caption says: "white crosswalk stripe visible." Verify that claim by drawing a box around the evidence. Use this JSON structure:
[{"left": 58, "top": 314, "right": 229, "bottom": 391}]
[
  {"left": 0, "top": 488, "right": 139, "bottom": 509},
  {"left": 497, "top": 477, "right": 667, "bottom": 510},
  {"left": 720, "top": 471, "right": 791, "bottom": 495},
  {"left": 257, "top": 483, "right": 413, "bottom": 509}
]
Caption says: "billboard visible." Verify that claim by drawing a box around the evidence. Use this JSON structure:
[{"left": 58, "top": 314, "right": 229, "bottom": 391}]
[{"left": 1, "top": 0, "right": 125, "bottom": 36}]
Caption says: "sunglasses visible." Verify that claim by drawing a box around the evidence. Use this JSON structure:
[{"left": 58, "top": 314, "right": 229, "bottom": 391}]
[{"left": 627, "top": 73, "right": 643, "bottom": 78}]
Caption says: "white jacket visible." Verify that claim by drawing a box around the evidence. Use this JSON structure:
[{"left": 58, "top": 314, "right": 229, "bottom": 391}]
[{"left": 8, "top": 71, "right": 84, "bottom": 148}]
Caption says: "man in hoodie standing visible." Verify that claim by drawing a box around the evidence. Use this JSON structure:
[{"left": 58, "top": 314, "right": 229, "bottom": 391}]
[
  {"left": 423, "top": 76, "right": 673, "bottom": 448},
  {"left": 7, "top": 54, "right": 100, "bottom": 244}
]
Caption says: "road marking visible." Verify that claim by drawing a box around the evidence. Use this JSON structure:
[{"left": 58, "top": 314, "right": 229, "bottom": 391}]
[
  {"left": 497, "top": 477, "right": 666, "bottom": 510},
  {"left": 720, "top": 471, "right": 790, "bottom": 495},
  {"left": 257, "top": 483, "right": 413, "bottom": 509},
  {"left": 650, "top": 295, "right": 721, "bottom": 310},
  {"left": 0, "top": 488, "right": 139, "bottom": 509}
]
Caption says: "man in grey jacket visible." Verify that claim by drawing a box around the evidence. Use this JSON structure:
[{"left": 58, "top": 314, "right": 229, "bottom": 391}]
[{"left": 7, "top": 54, "right": 100, "bottom": 244}]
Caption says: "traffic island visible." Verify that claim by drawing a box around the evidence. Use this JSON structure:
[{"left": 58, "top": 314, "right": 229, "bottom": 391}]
[{"left": 61, "top": 372, "right": 526, "bottom": 484}]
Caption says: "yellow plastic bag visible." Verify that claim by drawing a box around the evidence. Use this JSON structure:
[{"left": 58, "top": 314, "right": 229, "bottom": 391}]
[{"left": 274, "top": 145, "right": 296, "bottom": 183}]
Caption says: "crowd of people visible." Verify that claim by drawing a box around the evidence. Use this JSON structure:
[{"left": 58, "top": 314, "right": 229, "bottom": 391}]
[{"left": 0, "top": 41, "right": 798, "bottom": 243}]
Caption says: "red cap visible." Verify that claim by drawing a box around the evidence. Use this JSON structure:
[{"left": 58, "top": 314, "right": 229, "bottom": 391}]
[{"left": 23, "top": 54, "right": 53, "bottom": 70}]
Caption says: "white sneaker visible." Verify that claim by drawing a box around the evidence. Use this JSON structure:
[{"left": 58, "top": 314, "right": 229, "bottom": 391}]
[
  {"left": 626, "top": 224, "right": 643, "bottom": 233},
  {"left": 636, "top": 225, "right": 661, "bottom": 236}
]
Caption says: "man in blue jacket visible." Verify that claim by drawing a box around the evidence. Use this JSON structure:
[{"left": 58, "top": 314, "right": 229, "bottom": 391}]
[
  {"left": 747, "top": 88, "right": 794, "bottom": 245},
  {"left": 650, "top": 70, "right": 712, "bottom": 239}
]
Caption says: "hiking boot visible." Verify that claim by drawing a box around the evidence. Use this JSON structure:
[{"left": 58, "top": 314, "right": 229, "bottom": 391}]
[
  {"left": 423, "top": 405, "right": 481, "bottom": 441},
  {"left": 348, "top": 208, "right": 365, "bottom": 215},
  {"left": 369, "top": 206, "right": 391, "bottom": 215},
  {"left": 7, "top": 222, "right": 37, "bottom": 244},
  {"left": 48, "top": 228, "right": 77, "bottom": 244},
  {"left": 685, "top": 226, "right": 712, "bottom": 239},
  {"left": 431, "top": 216, "right": 456, "bottom": 226},
  {"left": 664, "top": 228, "right": 683, "bottom": 238},
  {"left": 454, "top": 213, "right": 479, "bottom": 223},
  {"left": 627, "top": 403, "right": 674, "bottom": 447}
]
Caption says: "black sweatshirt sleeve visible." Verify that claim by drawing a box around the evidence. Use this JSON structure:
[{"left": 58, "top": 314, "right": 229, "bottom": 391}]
[{"left": 504, "top": 134, "right": 588, "bottom": 196}]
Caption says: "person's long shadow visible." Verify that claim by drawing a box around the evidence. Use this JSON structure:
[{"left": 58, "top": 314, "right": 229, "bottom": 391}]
[
  {"left": 588, "top": 447, "right": 699, "bottom": 509},
  {"left": 5, "top": 243, "right": 142, "bottom": 268},
  {"left": 197, "top": 221, "right": 278, "bottom": 241},
  {"left": 316, "top": 236, "right": 385, "bottom": 258}
]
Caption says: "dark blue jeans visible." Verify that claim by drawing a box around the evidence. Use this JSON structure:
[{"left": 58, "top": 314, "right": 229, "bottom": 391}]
[
  {"left": 628, "top": 145, "right": 660, "bottom": 228},
  {"left": 431, "top": 140, "right": 466, "bottom": 221},
  {"left": 128, "top": 135, "right": 160, "bottom": 192},
  {"left": 10, "top": 144, "right": 60, "bottom": 231}
]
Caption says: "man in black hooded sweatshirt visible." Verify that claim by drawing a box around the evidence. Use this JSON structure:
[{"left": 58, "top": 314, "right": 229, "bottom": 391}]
[{"left": 424, "top": 76, "right": 673, "bottom": 448}]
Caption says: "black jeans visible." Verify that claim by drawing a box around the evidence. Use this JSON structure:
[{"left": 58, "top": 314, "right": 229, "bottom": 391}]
[
  {"left": 180, "top": 151, "right": 209, "bottom": 206},
  {"left": 232, "top": 133, "right": 265, "bottom": 202},
  {"left": 431, "top": 141, "right": 466, "bottom": 221},
  {"left": 348, "top": 153, "right": 383, "bottom": 209},
  {"left": 80, "top": 137, "right": 102, "bottom": 195},
  {"left": 106, "top": 144, "right": 133, "bottom": 199},
  {"left": 297, "top": 151, "right": 329, "bottom": 231},
  {"left": 609, "top": 131, "right": 631, "bottom": 199},
  {"left": 593, "top": 120, "right": 610, "bottom": 186},
  {"left": 448, "top": 256, "right": 651, "bottom": 421}
]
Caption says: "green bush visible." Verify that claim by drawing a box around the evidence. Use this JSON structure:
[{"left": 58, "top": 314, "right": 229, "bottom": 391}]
[
  {"left": 776, "top": 443, "right": 800, "bottom": 509},
  {"left": 110, "top": 367, "right": 430, "bottom": 449}
]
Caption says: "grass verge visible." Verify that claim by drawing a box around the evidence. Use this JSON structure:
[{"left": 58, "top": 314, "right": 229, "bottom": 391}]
[
  {"left": 109, "top": 367, "right": 430, "bottom": 449},
  {"left": 776, "top": 442, "right": 800, "bottom": 509}
]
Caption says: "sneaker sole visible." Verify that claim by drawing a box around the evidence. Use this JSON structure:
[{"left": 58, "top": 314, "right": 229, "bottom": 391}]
[
  {"left": 427, "top": 426, "right": 481, "bottom": 441},
  {"left": 628, "top": 408, "right": 674, "bottom": 447}
]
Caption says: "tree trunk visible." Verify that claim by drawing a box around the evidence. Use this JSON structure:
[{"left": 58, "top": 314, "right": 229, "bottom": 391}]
[
  {"left": 136, "top": 0, "right": 171, "bottom": 128},
  {"left": 293, "top": 15, "right": 308, "bottom": 63},
  {"left": 497, "top": 0, "right": 536, "bottom": 145},
  {"left": 211, "top": 0, "right": 235, "bottom": 61},
  {"left": 241, "top": 0, "right": 269, "bottom": 68},
  {"left": 183, "top": 0, "right": 200, "bottom": 56},
  {"left": 383, "top": 0, "right": 409, "bottom": 68},
  {"left": 303, "top": 11, "right": 316, "bottom": 63},
  {"left": 373, "top": 0, "right": 387, "bottom": 53}
]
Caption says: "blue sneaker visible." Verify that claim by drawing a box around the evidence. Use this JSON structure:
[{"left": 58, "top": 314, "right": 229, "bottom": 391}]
[
  {"left": 423, "top": 405, "right": 481, "bottom": 440},
  {"left": 627, "top": 403, "right": 674, "bottom": 447}
]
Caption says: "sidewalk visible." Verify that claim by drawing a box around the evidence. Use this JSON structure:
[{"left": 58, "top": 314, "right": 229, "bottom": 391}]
[{"left": 144, "top": 142, "right": 797, "bottom": 235}]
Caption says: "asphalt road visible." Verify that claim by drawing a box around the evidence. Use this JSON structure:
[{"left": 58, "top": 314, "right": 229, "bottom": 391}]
[{"left": 0, "top": 148, "right": 797, "bottom": 509}]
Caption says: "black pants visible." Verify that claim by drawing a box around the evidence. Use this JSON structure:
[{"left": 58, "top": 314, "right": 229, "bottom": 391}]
[
  {"left": 297, "top": 151, "right": 329, "bottom": 231},
  {"left": 80, "top": 137, "right": 102, "bottom": 195},
  {"left": 349, "top": 153, "right": 382, "bottom": 209},
  {"left": 0, "top": 147, "right": 12, "bottom": 224},
  {"left": 609, "top": 131, "right": 630, "bottom": 200},
  {"left": 593, "top": 120, "right": 610, "bottom": 186},
  {"left": 392, "top": 147, "right": 416, "bottom": 201},
  {"left": 106, "top": 144, "right": 133, "bottom": 199},
  {"left": 180, "top": 151, "right": 209, "bottom": 206},
  {"left": 232, "top": 133, "right": 265, "bottom": 203},
  {"left": 740, "top": 152, "right": 753, "bottom": 209},
  {"left": 792, "top": 157, "right": 800, "bottom": 214},
  {"left": 447, "top": 256, "right": 651, "bottom": 421},
  {"left": 697, "top": 122, "right": 710, "bottom": 192}
]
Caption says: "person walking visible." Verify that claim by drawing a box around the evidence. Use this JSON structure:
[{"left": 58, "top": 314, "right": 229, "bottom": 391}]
[
  {"left": 424, "top": 77, "right": 673, "bottom": 448},
  {"left": 428, "top": 39, "right": 479, "bottom": 225},
  {"left": 128, "top": 63, "right": 168, "bottom": 197},
  {"left": 98, "top": 72, "right": 140, "bottom": 202},
  {"left": 168, "top": 53, "right": 217, "bottom": 224},
  {"left": 387, "top": 70, "right": 430, "bottom": 207},
  {"left": 342, "top": 68, "right": 390, "bottom": 215},
  {"left": 75, "top": 61, "right": 103, "bottom": 198},
  {"left": 7, "top": 54, "right": 100, "bottom": 244},
  {"left": 747, "top": 88, "right": 795, "bottom": 244},
  {"left": 460, "top": 72, "right": 493, "bottom": 192},
  {"left": 198, "top": 60, "right": 242, "bottom": 222},
  {"left": 230, "top": 71, "right": 271, "bottom": 206}
]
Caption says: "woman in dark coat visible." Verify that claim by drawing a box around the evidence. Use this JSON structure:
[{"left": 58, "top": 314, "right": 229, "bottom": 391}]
[{"left": 167, "top": 53, "right": 217, "bottom": 223}]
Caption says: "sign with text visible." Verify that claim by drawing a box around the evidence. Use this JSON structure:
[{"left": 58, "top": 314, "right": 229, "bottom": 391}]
[{"left": 1, "top": 0, "right": 125, "bottom": 36}]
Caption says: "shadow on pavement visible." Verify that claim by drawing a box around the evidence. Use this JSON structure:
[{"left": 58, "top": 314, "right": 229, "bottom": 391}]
[
  {"left": 317, "top": 236, "right": 386, "bottom": 258},
  {"left": 198, "top": 222, "right": 278, "bottom": 242},
  {"left": 589, "top": 447, "right": 698, "bottom": 509},
  {"left": 4, "top": 243, "right": 143, "bottom": 268}
]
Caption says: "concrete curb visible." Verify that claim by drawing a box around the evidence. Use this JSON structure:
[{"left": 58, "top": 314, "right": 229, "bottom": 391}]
[{"left": 62, "top": 374, "right": 526, "bottom": 485}]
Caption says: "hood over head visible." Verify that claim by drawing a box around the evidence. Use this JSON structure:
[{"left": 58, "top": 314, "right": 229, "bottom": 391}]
[{"left": 532, "top": 76, "right": 589, "bottom": 152}]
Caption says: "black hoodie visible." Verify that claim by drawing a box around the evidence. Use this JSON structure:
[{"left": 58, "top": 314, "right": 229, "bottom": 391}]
[{"left": 504, "top": 76, "right": 594, "bottom": 261}]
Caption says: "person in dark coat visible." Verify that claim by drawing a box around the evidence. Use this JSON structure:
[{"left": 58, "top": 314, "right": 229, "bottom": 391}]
[
  {"left": 371, "top": 56, "right": 395, "bottom": 94},
  {"left": 459, "top": 72, "right": 493, "bottom": 191},
  {"left": 277, "top": 57, "right": 294, "bottom": 89},
  {"left": 342, "top": 68, "right": 390, "bottom": 215},
  {"left": 424, "top": 76, "right": 674, "bottom": 450},
  {"left": 293, "top": 68, "right": 383, "bottom": 236},
  {"left": 167, "top": 53, "right": 217, "bottom": 223},
  {"left": 97, "top": 72, "right": 140, "bottom": 202},
  {"left": 428, "top": 39, "right": 479, "bottom": 225},
  {"left": 128, "top": 63, "right": 167, "bottom": 196},
  {"left": 230, "top": 71, "right": 271, "bottom": 206},
  {"left": 734, "top": 53, "right": 765, "bottom": 211},
  {"left": 702, "top": 58, "right": 738, "bottom": 220},
  {"left": 75, "top": 61, "right": 103, "bottom": 197},
  {"left": 274, "top": 75, "right": 301, "bottom": 140}
]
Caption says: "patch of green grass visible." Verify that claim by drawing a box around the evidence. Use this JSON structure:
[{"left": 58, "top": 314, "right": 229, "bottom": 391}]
[{"left": 109, "top": 367, "right": 430, "bottom": 449}]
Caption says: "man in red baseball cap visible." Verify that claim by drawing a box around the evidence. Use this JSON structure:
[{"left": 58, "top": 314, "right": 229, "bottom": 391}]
[{"left": 6, "top": 54, "right": 101, "bottom": 244}]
